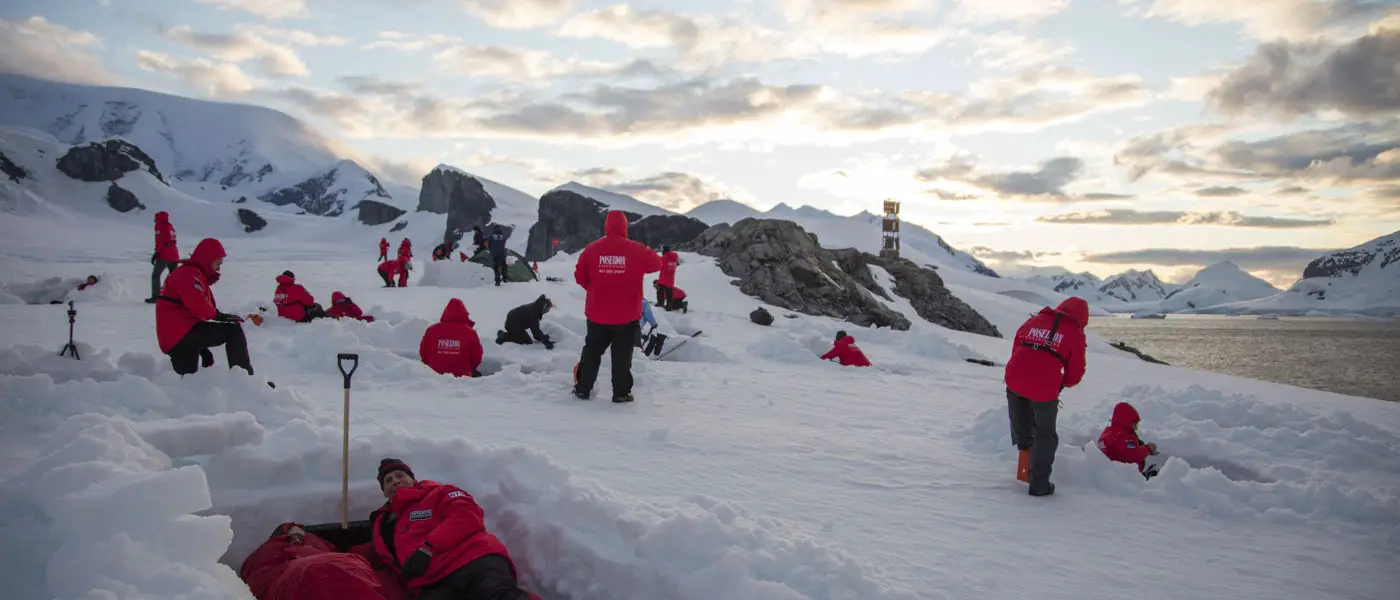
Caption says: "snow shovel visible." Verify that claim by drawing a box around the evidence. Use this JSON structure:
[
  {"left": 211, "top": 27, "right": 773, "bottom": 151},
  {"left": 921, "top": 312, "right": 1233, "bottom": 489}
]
[
  {"left": 652, "top": 330, "right": 703, "bottom": 361},
  {"left": 337, "top": 352, "right": 358, "bottom": 529}
]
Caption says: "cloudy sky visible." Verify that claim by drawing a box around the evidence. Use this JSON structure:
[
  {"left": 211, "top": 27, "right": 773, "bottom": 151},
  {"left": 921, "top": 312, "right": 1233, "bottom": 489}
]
[{"left": 2, "top": 0, "right": 1397, "bottom": 285}]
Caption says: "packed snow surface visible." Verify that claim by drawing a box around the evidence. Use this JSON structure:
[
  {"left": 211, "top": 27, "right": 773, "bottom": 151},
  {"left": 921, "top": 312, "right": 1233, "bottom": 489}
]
[{"left": 2, "top": 213, "right": 1398, "bottom": 600}]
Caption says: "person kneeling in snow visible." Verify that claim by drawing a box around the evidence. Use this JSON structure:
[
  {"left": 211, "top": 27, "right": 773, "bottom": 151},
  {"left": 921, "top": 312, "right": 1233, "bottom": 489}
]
[
  {"left": 371, "top": 459, "right": 538, "bottom": 600},
  {"left": 652, "top": 281, "right": 689, "bottom": 313},
  {"left": 497, "top": 294, "right": 555, "bottom": 349},
  {"left": 420, "top": 298, "right": 484, "bottom": 378},
  {"left": 274, "top": 271, "right": 328, "bottom": 322},
  {"left": 155, "top": 238, "right": 257, "bottom": 377},
  {"left": 378, "top": 257, "right": 408, "bottom": 288},
  {"left": 328, "top": 291, "right": 375, "bottom": 322},
  {"left": 240, "top": 522, "right": 400, "bottom": 600},
  {"left": 1097, "top": 402, "right": 1160, "bottom": 479},
  {"left": 820, "top": 331, "right": 871, "bottom": 367}
]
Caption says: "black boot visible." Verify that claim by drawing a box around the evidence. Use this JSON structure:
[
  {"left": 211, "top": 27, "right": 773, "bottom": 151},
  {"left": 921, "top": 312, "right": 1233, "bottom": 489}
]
[
  {"left": 612, "top": 393, "right": 634, "bottom": 403},
  {"left": 1028, "top": 482, "right": 1055, "bottom": 497}
]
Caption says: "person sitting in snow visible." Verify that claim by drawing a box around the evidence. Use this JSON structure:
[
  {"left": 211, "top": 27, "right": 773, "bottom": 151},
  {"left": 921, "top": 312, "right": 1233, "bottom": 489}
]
[
  {"left": 240, "top": 522, "right": 401, "bottom": 600},
  {"left": 155, "top": 238, "right": 257, "bottom": 378},
  {"left": 1097, "top": 402, "right": 1160, "bottom": 479},
  {"left": 370, "top": 459, "right": 538, "bottom": 600},
  {"left": 274, "top": 271, "right": 327, "bottom": 322},
  {"left": 147, "top": 210, "right": 179, "bottom": 303},
  {"left": 327, "top": 291, "right": 374, "bottom": 322},
  {"left": 496, "top": 294, "right": 554, "bottom": 349},
  {"left": 378, "top": 257, "right": 409, "bottom": 288},
  {"left": 379, "top": 238, "right": 390, "bottom": 262},
  {"left": 820, "top": 331, "right": 871, "bottom": 367},
  {"left": 419, "top": 298, "right": 484, "bottom": 378},
  {"left": 1004, "top": 297, "right": 1090, "bottom": 497},
  {"left": 487, "top": 225, "right": 509, "bottom": 286}
]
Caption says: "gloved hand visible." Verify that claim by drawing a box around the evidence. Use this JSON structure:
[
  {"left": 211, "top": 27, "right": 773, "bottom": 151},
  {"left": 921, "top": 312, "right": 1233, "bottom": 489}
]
[
  {"left": 200, "top": 348, "right": 215, "bottom": 368},
  {"left": 400, "top": 546, "right": 433, "bottom": 580},
  {"left": 542, "top": 339, "right": 555, "bottom": 350},
  {"left": 150, "top": 252, "right": 158, "bottom": 265},
  {"left": 213, "top": 311, "right": 245, "bottom": 323},
  {"left": 363, "top": 316, "right": 375, "bottom": 323},
  {"left": 1147, "top": 443, "right": 1158, "bottom": 455}
]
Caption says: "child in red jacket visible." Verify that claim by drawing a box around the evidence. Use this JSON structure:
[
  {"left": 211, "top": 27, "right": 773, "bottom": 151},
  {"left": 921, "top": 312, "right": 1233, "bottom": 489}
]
[
  {"left": 820, "top": 331, "right": 871, "bottom": 367},
  {"left": 1097, "top": 402, "right": 1160, "bottom": 479}
]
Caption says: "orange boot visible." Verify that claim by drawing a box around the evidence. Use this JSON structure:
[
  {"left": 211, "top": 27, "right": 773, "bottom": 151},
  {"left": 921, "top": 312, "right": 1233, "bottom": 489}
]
[{"left": 1016, "top": 449, "right": 1031, "bottom": 483}]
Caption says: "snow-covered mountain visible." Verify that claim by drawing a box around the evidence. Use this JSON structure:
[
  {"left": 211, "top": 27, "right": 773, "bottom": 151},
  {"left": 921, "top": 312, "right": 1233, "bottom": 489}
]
[
  {"left": 1203, "top": 231, "right": 1400, "bottom": 316},
  {"left": 252, "top": 160, "right": 417, "bottom": 224},
  {"left": 1098, "top": 269, "right": 1172, "bottom": 303},
  {"left": 553, "top": 181, "right": 677, "bottom": 217},
  {"left": 1025, "top": 270, "right": 1106, "bottom": 299},
  {"left": 1159, "top": 261, "right": 1280, "bottom": 312}
]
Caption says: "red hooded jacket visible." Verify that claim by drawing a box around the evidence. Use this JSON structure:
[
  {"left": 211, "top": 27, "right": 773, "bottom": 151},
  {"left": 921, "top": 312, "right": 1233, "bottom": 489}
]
[
  {"left": 154, "top": 211, "right": 179, "bottom": 262},
  {"left": 821, "top": 335, "right": 872, "bottom": 366},
  {"left": 574, "top": 211, "right": 663, "bottom": 325},
  {"left": 274, "top": 273, "right": 317, "bottom": 321},
  {"left": 328, "top": 291, "right": 373, "bottom": 321},
  {"left": 379, "top": 238, "right": 389, "bottom": 253},
  {"left": 1097, "top": 402, "right": 1152, "bottom": 469},
  {"left": 419, "top": 299, "right": 483, "bottom": 377},
  {"left": 658, "top": 251, "right": 679, "bottom": 287},
  {"left": 370, "top": 480, "right": 513, "bottom": 590},
  {"left": 671, "top": 286, "right": 686, "bottom": 300},
  {"left": 156, "top": 238, "right": 225, "bottom": 353},
  {"left": 240, "top": 522, "right": 390, "bottom": 600},
  {"left": 379, "top": 259, "right": 403, "bottom": 277},
  {"left": 1004, "top": 297, "right": 1089, "bottom": 402}
]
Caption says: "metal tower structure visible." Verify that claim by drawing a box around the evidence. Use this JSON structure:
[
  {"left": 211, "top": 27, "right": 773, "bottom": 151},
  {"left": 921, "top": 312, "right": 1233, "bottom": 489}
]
[{"left": 880, "top": 199, "right": 900, "bottom": 260}]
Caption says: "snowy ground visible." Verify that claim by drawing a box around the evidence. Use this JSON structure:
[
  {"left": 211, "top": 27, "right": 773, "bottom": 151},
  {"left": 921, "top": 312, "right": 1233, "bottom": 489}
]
[{"left": 2, "top": 219, "right": 1398, "bottom": 600}]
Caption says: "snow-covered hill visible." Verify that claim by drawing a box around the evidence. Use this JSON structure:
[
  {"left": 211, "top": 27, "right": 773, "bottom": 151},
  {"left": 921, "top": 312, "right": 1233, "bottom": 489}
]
[
  {"left": 250, "top": 159, "right": 414, "bottom": 222},
  {"left": 1099, "top": 269, "right": 1172, "bottom": 304},
  {"left": 1202, "top": 231, "right": 1400, "bottom": 316},
  {"left": 1024, "top": 271, "right": 1112, "bottom": 302},
  {"left": 554, "top": 181, "right": 676, "bottom": 217},
  {"left": 1160, "top": 262, "right": 1280, "bottom": 312}
]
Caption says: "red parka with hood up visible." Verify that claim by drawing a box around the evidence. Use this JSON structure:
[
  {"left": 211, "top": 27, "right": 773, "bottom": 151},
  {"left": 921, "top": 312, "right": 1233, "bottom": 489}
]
[
  {"left": 1004, "top": 297, "right": 1089, "bottom": 402},
  {"left": 328, "top": 291, "right": 373, "bottom": 321},
  {"left": 821, "top": 335, "right": 872, "bottom": 367},
  {"left": 239, "top": 522, "right": 391, "bottom": 600},
  {"left": 658, "top": 251, "right": 679, "bottom": 287},
  {"left": 273, "top": 272, "right": 317, "bottom": 321},
  {"left": 574, "top": 211, "right": 663, "bottom": 325},
  {"left": 1097, "top": 402, "right": 1152, "bottom": 469},
  {"left": 156, "top": 238, "right": 225, "bottom": 353},
  {"left": 419, "top": 298, "right": 483, "bottom": 377},
  {"left": 154, "top": 211, "right": 179, "bottom": 262}
]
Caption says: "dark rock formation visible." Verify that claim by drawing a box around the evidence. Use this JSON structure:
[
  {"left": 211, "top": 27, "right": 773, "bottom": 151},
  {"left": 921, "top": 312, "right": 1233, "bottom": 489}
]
[
  {"left": 1110, "top": 341, "right": 1169, "bottom": 365},
  {"left": 389, "top": 221, "right": 407, "bottom": 233},
  {"left": 259, "top": 169, "right": 346, "bottom": 216},
  {"left": 237, "top": 208, "right": 267, "bottom": 233},
  {"left": 0, "top": 151, "right": 26, "bottom": 183},
  {"left": 750, "top": 307, "right": 774, "bottom": 326},
  {"left": 56, "top": 140, "right": 165, "bottom": 183},
  {"left": 105, "top": 183, "right": 144, "bottom": 212},
  {"left": 356, "top": 199, "right": 406, "bottom": 226},
  {"left": 680, "top": 219, "right": 911, "bottom": 330},
  {"left": 1302, "top": 240, "right": 1400, "bottom": 279},
  {"left": 417, "top": 167, "right": 498, "bottom": 247},
  {"left": 836, "top": 250, "right": 1001, "bottom": 338},
  {"left": 526, "top": 190, "right": 709, "bottom": 261},
  {"left": 831, "top": 249, "right": 892, "bottom": 301}
]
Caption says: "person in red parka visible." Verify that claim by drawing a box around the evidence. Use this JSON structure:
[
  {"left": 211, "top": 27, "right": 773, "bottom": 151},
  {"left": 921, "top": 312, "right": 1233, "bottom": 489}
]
[
  {"left": 398, "top": 239, "right": 412, "bottom": 262},
  {"left": 239, "top": 522, "right": 394, "bottom": 600},
  {"left": 327, "top": 291, "right": 375, "bottom": 322},
  {"left": 1004, "top": 297, "right": 1090, "bottom": 497},
  {"left": 572, "top": 210, "right": 662, "bottom": 402},
  {"left": 155, "top": 238, "right": 256, "bottom": 376},
  {"left": 820, "top": 331, "right": 872, "bottom": 366},
  {"left": 419, "top": 298, "right": 484, "bottom": 378},
  {"left": 1097, "top": 402, "right": 1160, "bottom": 479},
  {"left": 379, "top": 238, "right": 390, "bottom": 261},
  {"left": 273, "top": 271, "right": 327, "bottom": 322},
  {"left": 147, "top": 211, "right": 180, "bottom": 303},
  {"left": 655, "top": 246, "right": 679, "bottom": 308},
  {"left": 370, "top": 459, "right": 538, "bottom": 600},
  {"left": 378, "top": 257, "right": 408, "bottom": 287}
]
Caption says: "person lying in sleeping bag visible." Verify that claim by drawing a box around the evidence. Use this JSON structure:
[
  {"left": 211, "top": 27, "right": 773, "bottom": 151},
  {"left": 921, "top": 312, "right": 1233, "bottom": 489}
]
[{"left": 240, "top": 522, "right": 405, "bottom": 600}]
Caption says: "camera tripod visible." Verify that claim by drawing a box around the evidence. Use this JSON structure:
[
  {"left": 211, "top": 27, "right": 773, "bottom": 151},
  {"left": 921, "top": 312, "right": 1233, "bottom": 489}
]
[{"left": 59, "top": 300, "right": 80, "bottom": 360}]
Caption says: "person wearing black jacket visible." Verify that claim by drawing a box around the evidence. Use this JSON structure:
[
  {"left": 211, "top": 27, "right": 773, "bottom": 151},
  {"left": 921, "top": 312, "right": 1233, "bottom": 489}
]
[{"left": 495, "top": 294, "right": 554, "bottom": 349}]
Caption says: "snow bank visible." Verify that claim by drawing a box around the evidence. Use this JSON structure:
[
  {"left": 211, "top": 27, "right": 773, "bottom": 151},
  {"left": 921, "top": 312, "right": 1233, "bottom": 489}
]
[
  {"left": 418, "top": 259, "right": 495, "bottom": 289},
  {"left": 0, "top": 272, "right": 133, "bottom": 305}
]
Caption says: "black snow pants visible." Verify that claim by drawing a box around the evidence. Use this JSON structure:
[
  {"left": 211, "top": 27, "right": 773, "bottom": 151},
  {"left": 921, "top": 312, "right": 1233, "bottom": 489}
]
[
  {"left": 492, "top": 254, "right": 508, "bottom": 284},
  {"left": 655, "top": 284, "right": 673, "bottom": 309},
  {"left": 574, "top": 319, "right": 639, "bottom": 397},
  {"left": 168, "top": 321, "right": 253, "bottom": 376},
  {"left": 1007, "top": 388, "right": 1058, "bottom": 489},
  {"left": 417, "top": 554, "right": 531, "bottom": 600},
  {"left": 151, "top": 259, "right": 176, "bottom": 298},
  {"left": 380, "top": 270, "right": 396, "bottom": 287}
]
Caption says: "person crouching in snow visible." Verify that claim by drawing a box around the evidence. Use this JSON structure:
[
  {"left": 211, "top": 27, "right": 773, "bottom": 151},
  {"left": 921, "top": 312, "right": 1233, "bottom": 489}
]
[
  {"left": 419, "top": 298, "right": 484, "bottom": 378},
  {"left": 1004, "top": 297, "right": 1090, "bottom": 497},
  {"left": 327, "top": 291, "right": 374, "bottom": 322},
  {"left": 155, "top": 238, "right": 256, "bottom": 377},
  {"left": 652, "top": 281, "right": 689, "bottom": 313},
  {"left": 273, "top": 271, "right": 327, "bottom": 322},
  {"left": 1097, "top": 402, "right": 1160, "bottom": 479},
  {"left": 371, "top": 459, "right": 539, "bottom": 600},
  {"left": 497, "top": 294, "right": 554, "bottom": 349},
  {"left": 820, "top": 331, "right": 872, "bottom": 366},
  {"left": 378, "top": 257, "right": 408, "bottom": 287},
  {"left": 239, "top": 522, "right": 398, "bottom": 600}
]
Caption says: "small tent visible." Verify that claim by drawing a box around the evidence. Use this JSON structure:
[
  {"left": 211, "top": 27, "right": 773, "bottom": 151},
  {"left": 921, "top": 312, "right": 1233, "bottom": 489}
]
[{"left": 464, "top": 248, "right": 538, "bottom": 282}]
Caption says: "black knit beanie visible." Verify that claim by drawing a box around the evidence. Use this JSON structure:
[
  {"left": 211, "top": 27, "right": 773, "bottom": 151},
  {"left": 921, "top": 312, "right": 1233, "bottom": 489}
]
[{"left": 377, "top": 457, "right": 414, "bottom": 487}]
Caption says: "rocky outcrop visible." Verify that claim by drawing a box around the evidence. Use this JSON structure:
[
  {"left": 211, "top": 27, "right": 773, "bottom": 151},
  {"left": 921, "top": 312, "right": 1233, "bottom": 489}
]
[
  {"left": 417, "top": 167, "right": 498, "bottom": 246},
  {"left": 837, "top": 250, "right": 1001, "bottom": 337},
  {"left": 526, "top": 190, "right": 709, "bottom": 261},
  {"left": 681, "top": 219, "right": 911, "bottom": 330},
  {"left": 258, "top": 169, "right": 345, "bottom": 216},
  {"left": 1, "top": 152, "right": 26, "bottom": 183},
  {"left": 389, "top": 221, "right": 407, "bottom": 233},
  {"left": 1110, "top": 341, "right": 1168, "bottom": 365},
  {"left": 56, "top": 139, "right": 165, "bottom": 183},
  {"left": 237, "top": 208, "right": 267, "bottom": 233},
  {"left": 750, "top": 307, "right": 774, "bottom": 326},
  {"left": 1302, "top": 240, "right": 1400, "bottom": 279},
  {"left": 105, "top": 183, "right": 144, "bottom": 212},
  {"left": 831, "top": 248, "right": 892, "bottom": 301},
  {"left": 356, "top": 199, "right": 406, "bottom": 226}
]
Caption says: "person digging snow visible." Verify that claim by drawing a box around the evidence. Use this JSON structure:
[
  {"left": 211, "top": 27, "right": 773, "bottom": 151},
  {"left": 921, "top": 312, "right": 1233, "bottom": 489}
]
[
  {"left": 487, "top": 225, "right": 509, "bottom": 286},
  {"left": 572, "top": 210, "right": 662, "bottom": 402},
  {"left": 820, "top": 331, "right": 871, "bottom": 367},
  {"left": 656, "top": 245, "right": 679, "bottom": 308},
  {"left": 379, "top": 238, "right": 390, "bottom": 262},
  {"left": 155, "top": 238, "right": 259, "bottom": 379},
  {"left": 273, "top": 271, "right": 327, "bottom": 322},
  {"left": 147, "top": 210, "right": 179, "bottom": 303},
  {"left": 378, "top": 257, "right": 408, "bottom": 288},
  {"left": 1097, "top": 402, "right": 1161, "bottom": 479},
  {"left": 497, "top": 294, "right": 554, "bottom": 349},
  {"left": 1004, "top": 297, "right": 1090, "bottom": 497},
  {"left": 370, "top": 459, "right": 539, "bottom": 600},
  {"left": 419, "top": 298, "right": 484, "bottom": 378},
  {"left": 327, "top": 291, "right": 374, "bottom": 322}
]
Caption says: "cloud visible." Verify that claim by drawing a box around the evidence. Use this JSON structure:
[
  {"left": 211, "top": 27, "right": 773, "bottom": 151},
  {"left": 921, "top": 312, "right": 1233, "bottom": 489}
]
[
  {"left": 572, "top": 169, "right": 747, "bottom": 211},
  {"left": 951, "top": 0, "right": 1073, "bottom": 24},
  {"left": 196, "top": 0, "right": 310, "bottom": 20},
  {"left": 975, "top": 157, "right": 1085, "bottom": 196},
  {"left": 777, "top": 0, "right": 937, "bottom": 23},
  {"left": 162, "top": 23, "right": 349, "bottom": 78},
  {"left": 1194, "top": 185, "right": 1248, "bottom": 196},
  {"left": 1128, "top": 0, "right": 1391, "bottom": 39},
  {"left": 462, "top": 148, "right": 565, "bottom": 183},
  {"left": 0, "top": 16, "right": 119, "bottom": 85},
  {"left": 358, "top": 154, "right": 439, "bottom": 186},
  {"left": 914, "top": 153, "right": 1135, "bottom": 202},
  {"left": 364, "top": 32, "right": 651, "bottom": 81},
  {"left": 334, "top": 75, "right": 421, "bottom": 97},
  {"left": 1037, "top": 208, "right": 1335, "bottom": 228},
  {"left": 967, "top": 247, "right": 1063, "bottom": 261},
  {"left": 459, "top": 0, "right": 574, "bottom": 30},
  {"left": 964, "top": 32, "right": 1076, "bottom": 70},
  {"left": 1206, "top": 25, "right": 1400, "bottom": 119},
  {"left": 134, "top": 50, "right": 256, "bottom": 96},
  {"left": 1082, "top": 246, "right": 1334, "bottom": 272}
]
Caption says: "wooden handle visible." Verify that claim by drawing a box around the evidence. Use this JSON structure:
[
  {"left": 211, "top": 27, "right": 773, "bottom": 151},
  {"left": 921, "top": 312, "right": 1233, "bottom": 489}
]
[{"left": 341, "top": 387, "right": 350, "bottom": 530}]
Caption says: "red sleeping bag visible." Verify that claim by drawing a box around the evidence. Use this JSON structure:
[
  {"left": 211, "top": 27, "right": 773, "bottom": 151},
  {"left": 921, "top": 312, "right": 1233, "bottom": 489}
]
[{"left": 240, "top": 523, "right": 407, "bottom": 600}]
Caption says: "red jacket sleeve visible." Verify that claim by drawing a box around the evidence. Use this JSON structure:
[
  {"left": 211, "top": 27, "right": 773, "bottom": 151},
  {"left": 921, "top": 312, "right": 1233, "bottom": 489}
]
[
  {"left": 291, "top": 285, "right": 316, "bottom": 306},
  {"left": 819, "top": 345, "right": 838, "bottom": 360},
  {"left": 465, "top": 330, "right": 484, "bottom": 374},
  {"left": 574, "top": 248, "right": 591, "bottom": 289},
  {"left": 640, "top": 247, "right": 662, "bottom": 274},
  {"left": 1103, "top": 430, "right": 1151, "bottom": 464},
  {"left": 424, "top": 486, "right": 487, "bottom": 553},
  {"left": 348, "top": 303, "right": 364, "bottom": 319},
  {"left": 1063, "top": 330, "right": 1086, "bottom": 388},
  {"left": 176, "top": 275, "right": 218, "bottom": 321}
]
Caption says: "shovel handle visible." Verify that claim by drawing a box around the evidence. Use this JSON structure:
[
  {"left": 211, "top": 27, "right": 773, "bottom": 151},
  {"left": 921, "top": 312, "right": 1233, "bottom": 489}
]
[{"left": 337, "top": 353, "right": 359, "bottom": 389}]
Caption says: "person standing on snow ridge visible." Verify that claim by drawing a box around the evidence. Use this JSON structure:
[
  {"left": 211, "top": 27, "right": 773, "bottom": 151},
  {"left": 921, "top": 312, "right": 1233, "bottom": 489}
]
[
  {"left": 1005, "top": 297, "right": 1089, "bottom": 497},
  {"left": 820, "top": 330, "right": 871, "bottom": 367},
  {"left": 487, "top": 225, "right": 509, "bottom": 286},
  {"left": 379, "top": 238, "right": 390, "bottom": 261},
  {"left": 399, "top": 239, "right": 413, "bottom": 262},
  {"left": 327, "top": 291, "right": 375, "bottom": 322},
  {"left": 1097, "top": 402, "right": 1160, "bottom": 479},
  {"left": 370, "top": 459, "right": 537, "bottom": 600},
  {"left": 273, "top": 271, "right": 327, "bottom": 322},
  {"left": 154, "top": 238, "right": 256, "bottom": 377},
  {"left": 147, "top": 211, "right": 179, "bottom": 303},
  {"left": 496, "top": 294, "right": 554, "bottom": 349},
  {"left": 655, "top": 245, "right": 679, "bottom": 308},
  {"left": 572, "top": 210, "right": 662, "bottom": 402},
  {"left": 419, "top": 298, "right": 484, "bottom": 378}
]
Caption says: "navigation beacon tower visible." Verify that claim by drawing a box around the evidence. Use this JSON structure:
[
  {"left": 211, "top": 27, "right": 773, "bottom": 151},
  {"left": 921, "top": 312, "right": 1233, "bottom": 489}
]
[{"left": 880, "top": 199, "right": 900, "bottom": 260}]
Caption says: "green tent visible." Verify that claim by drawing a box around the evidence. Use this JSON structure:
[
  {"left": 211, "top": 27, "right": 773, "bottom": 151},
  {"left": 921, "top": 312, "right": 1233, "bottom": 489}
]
[{"left": 466, "top": 247, "right": 538, "bottom": 282}]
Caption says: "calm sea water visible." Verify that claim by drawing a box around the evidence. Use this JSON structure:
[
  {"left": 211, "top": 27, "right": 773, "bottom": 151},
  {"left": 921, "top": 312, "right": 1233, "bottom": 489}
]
[{"left": 1087, "top": 315, "right": 1400, "bottom": 403}]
